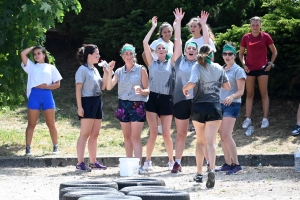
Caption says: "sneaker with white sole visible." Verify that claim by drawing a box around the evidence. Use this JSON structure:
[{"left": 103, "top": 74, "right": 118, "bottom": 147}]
[
  {"left": 168, "top": 161, "right": 175, "bottom": 171},
  {"left": 292, "top": 124, "right": 300, "bottom": 136},
  {"left": 158, "top": 125, "right": 162, "bottom": 135},
  {"left": 52, "top": 144, "right": 59, "bottom": 155},
  {"left": 25, "top": 145, "right": 34, "bottom": 156},
  {"left": 261, "top": 118, "right": 269, "bottom": 128},
  {"left": 242, "top": 118, "right": 252, "bottom": 129},
  {"left": 139, "top": 166, "right": 147, "bottom": 175},
  {"left": 143, "top": 160, "right": 153, "bottom": 171}
]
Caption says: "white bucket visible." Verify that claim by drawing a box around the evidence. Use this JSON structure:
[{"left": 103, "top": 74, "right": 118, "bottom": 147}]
[{"left": 119, "top": 158, "right": 140, "bottom": 177}]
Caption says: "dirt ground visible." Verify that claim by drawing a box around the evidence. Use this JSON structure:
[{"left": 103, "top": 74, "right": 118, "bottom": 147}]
[{"left": 0, "top": 166, "right": 299, "bottom": 200}]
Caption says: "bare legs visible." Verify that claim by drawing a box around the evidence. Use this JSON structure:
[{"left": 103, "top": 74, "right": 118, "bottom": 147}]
[
  {"left": 120, "top": 122, "right": 144, "bottom": 165},
  {"left": 26, "top": 108, "right": 58, "bottom": 146},
  {"left": 174, "top": 118, "right": 189, "bottom": 161},
  {"left": 245, "top": 75, "right": 269, "bottom": 119},
  {"left": 220, "top": 117, "right": 239, "bottom": 165},
  {"left": 193, "top": 120, "right": 221, "bottom": 174},
  {"left": 146, "top": 111, "right": 173, "bottom": 162},
  {"left": 77, "top": 119, "right": 102, "bottom": 164}
]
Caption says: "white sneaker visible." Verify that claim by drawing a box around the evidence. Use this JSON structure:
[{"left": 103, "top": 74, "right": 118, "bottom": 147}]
[
  {"left": 143, "top": 161, "right": 153, "bottom": 171},
  {"left": 242, "top": 118, "right": 252, "bottom": 129},
  {"left": 168, "top": 161, "right": 175, "bottom": 171},
  {"left": 158, "top": 125, "right": 162, "bottom": 134},
  {"left": 261, "top": 118, "right": 269, "bottom": 128}
]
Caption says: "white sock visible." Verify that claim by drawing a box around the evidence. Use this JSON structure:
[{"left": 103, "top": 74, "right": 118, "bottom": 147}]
[{"left": 175, "top": 159, "right": 181, "bottom": 165}]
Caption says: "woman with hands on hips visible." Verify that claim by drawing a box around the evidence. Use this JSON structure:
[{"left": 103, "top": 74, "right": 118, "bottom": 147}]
[{"left": 75, "top": 44, "right": 113, "bottom": 171}]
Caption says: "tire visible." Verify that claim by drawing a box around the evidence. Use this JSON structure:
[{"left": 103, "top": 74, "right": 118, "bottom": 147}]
[
  {"left": 113, "top": 178, "right": 165, "bottom": 190},
  {"left": 60, "top": 187, "right": 118, "bottom": 200},
  {"left": 62, "top": 190, "right": 124, "bottom": 200},
  {"left": 128, "top": 190, "right": 190, "bottom": 200},
  {"left": 59, "top": 181, "right": 118, "bottom": 192},
  {"left": 78, "top": 195, "right": 142, "bottom": 200},
  {"left": 120, "top": 186, "right": 173, "bottom": 195}
]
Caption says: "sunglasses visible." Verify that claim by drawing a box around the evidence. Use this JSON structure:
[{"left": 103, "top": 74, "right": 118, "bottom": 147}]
[{"left": 222, "top": 52, "right": 234, "bottom": 56}]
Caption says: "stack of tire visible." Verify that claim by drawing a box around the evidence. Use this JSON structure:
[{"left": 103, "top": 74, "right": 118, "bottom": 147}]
[{"left": 59, "top": 178, "right": 190, "bottom": 200}]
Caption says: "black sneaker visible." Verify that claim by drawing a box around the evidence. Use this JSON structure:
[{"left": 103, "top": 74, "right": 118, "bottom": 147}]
[
  {"left": 52, "top": 144, "right": 59, "bottom": 155},
  {"left": 292, "top": 125, "right": 300, "bottom": 136},
  {"left": 193, "top": 174, "right": 203, "bottom": 183},
  {"left": 206, "top": 170, "right": 215, "bottom": 189},
  {"left": 25, "top": 145, "right": 33, "bottom": 156}
]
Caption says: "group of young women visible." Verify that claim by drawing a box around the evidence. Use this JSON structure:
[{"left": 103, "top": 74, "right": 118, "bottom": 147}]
[{"left": 20, "top": 8, "right": 277, "bottom": 189}]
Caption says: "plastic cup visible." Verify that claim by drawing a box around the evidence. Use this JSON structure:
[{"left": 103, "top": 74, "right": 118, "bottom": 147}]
[{"left": 134, "top": 85, "right": 141, "bottom": 94}]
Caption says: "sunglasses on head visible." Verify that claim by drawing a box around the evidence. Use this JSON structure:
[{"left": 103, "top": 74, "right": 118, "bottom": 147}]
[{"left": 222, "top": 52, "right": 234, "bottom": 56}]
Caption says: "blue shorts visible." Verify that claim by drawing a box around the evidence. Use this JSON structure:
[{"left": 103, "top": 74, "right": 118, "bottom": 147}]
[
  {"left": 116, "top": 99, "right": 146, "bottom": 122},
  {"left": 79, "top": 96, "right": 103, "bottom": 120},
  {"left": 28, "top": 88, "right": 55, "bottom": 111},
  {"left": 221, "top": 102, "right": 241, "bottom": 119}
]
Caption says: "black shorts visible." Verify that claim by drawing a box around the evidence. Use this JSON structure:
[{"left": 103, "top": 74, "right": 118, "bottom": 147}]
[
  {"left": 174, "top": 100, "right": 192, "bottom": 120},
  {"left": 78, "top": 96, "right": 103, "bottom": 120},
  {"left": 145, "top": 91, "right": 173, "bottom": 116},
  {"left": 246, "top": 69, "right": 269, "bottom": 77},
  {"left": 191, "top": 102, "right": 222, "bottom": 123}
]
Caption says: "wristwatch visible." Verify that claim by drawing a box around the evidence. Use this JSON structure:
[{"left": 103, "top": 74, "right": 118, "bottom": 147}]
[{"left": 268, "top": 61, "right": 275, "bottom": 68}]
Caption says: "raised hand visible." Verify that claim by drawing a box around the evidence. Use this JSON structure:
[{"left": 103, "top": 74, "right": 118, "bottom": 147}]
[
  {"left": 197, "top": 10, "right": 209, "bottom": 25},
  {"left": 108, "top": 61, "right": 115, "bottom": 72},
  {"left": 151, "top": 16, "right": 158, "bottom": 27},
  {"left": 173, "top": 8, "right": 185, "bottom": 21}
]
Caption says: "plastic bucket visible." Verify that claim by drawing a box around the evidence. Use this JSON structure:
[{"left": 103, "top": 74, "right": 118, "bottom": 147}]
[{"left": 119, "top": 158, "right": 140, "bottom": 177}]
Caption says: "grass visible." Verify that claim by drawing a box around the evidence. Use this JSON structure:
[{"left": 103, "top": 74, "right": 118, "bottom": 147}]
[{"left": 1, "top": 33, "right": 299, "bottom": 157}]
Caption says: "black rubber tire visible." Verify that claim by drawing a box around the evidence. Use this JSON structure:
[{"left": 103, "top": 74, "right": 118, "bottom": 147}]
[
  {"left": 62, "top": 190, "right": 124, "bottom": 200},
  {"left": 120, "top": 186, "right": 173, "bottom": 195},
  {"left": 78, "top": 195, "right": 142, "bottom": 200},
  {"left": 59, "top": 181, "right": 118, "bottom": 192},
  {"left": 113, "top": 178, "right": 165, "bottom": 190},
  {"left": 59, "top": 187, "right": 118, "bottom": 200},
  {"left": 127, "top": 190, "right": 190, "bottom": 200}
]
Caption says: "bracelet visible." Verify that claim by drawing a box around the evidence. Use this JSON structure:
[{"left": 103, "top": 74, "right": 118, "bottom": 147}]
[{"left": 268, "top": 61, "right": 275, "bottom": 68}]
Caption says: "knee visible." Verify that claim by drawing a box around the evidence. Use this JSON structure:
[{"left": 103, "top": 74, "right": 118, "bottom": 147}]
[
  {"left": 89, "top": 132, "right": 99, "bottom": 140},
  {"left": 131, "top": 136, "right": 141, "bottom": 144},
  {"left": 162, "top": 133, "right": 172, "bottom": 141},
  {"left": 27, "top": 123, "right": 37, "bottom": 130},
  {"left": 246, "top": 92, "right": 254, "bottom": 98},
  {"left": 46, "top": 121, "right": 56, "bottom": 129},
  {"left": 176, "top": 132, "right": 187, "bottom": 142}
]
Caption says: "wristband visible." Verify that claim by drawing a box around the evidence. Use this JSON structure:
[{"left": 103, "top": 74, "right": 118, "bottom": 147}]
[{"left": 268, "top": 61, "right": 275, "bottom": 68}]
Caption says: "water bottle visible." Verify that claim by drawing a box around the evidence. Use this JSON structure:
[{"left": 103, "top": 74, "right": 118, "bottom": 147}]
[
  {"left": 294, "top": 147, "right": 300, "bottom": 172},
  {"left": 245, "top": 126, "right": 254, "bottom": 136},
  {"left": 98, "top": 60, "right": 114, "bottom": 75}
]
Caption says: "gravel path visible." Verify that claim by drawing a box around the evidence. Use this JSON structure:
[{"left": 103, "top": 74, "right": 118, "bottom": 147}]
[{"left": 0, "top": 166, "right": 299, "bottom": 200}]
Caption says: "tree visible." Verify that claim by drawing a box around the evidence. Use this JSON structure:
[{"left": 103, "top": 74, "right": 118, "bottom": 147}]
[{"left": 0, "top": 0, "right": 81, "bottom": 109}]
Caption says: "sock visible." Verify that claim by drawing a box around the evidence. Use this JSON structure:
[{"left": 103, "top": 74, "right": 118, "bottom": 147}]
[{"left": 175, "top": 159, "right": 181, "bottom": 165}]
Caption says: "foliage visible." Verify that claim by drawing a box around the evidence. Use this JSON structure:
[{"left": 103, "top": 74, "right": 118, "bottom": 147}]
[
  {"left": 0, "top": 0, "right": 81, "bottom": 109},
  {"left": 215, "top": 0, "right": 300, "bottom": 96}
]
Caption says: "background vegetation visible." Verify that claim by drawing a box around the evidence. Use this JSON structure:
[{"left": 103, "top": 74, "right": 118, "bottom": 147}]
[{"left": 1, "top": 0, "right": 300, "bottom": 108}]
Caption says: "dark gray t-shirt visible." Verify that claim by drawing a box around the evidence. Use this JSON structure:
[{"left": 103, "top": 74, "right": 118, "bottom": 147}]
[
  {"left": 189, "top": 62, "right": 229, "bottom": 103},
  {"left": 75, "top": 64, "right": 102, "bottom": 97},
  {"left": 173, "top": 55, "right": 197, "bottom": 105},
  {"left": 220, "top": 63, "right": 246, "bottom": 103},
  {"left": 149, "top": 59, "right": 174, "bottom": 95}
]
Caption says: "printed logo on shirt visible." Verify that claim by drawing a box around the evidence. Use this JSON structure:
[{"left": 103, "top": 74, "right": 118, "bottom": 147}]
[{"left": 249, "top": 41, "right": 260, "bottom": 46}]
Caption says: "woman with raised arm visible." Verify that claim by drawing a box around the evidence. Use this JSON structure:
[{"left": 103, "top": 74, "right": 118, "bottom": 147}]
[
  {"left": 239, "top": 16, "right": 277, "bottom": 129},
  {"left": 142, "top": 21, "right": 174, "bottom": 135},
  {"left": 75, "top": 44, "right": 111, "bottom": 171},
  {"left": 216, "top": 43, "right": 246, "bottom": 175},
  {"left": 143, "top": 16, "right": 175, "bottom": 171},
  {"left": 170, "top": 8, "right": 209, "bottom": 174},
  {"left": 20, "top": 46, "right": 62, "bottom": 156},
  {"left": 106, "top": 44, "right": 149, "bottom": 174},
  {"left": 183, "top": 44, "right": 230, "bottom": 189}
]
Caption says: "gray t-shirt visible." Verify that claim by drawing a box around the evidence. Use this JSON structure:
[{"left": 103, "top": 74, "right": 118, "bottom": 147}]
[
  {"left": 75, "top": 64, "right": 102, "bottom": 97},
  {"left": 189, "top": 62, "right": 229, "bottom": 103},
  {"left": 149, "top": 59, "right": 174, "bottom": 95},
  {"left": 173, "top": 55, "right": 197, "bottom": 105},
  {"left": 115, "top": 64, "right": 148, "bottom": 102},
  {"left": 220, "top": 63, "right": 246, "bottom": 103}
]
